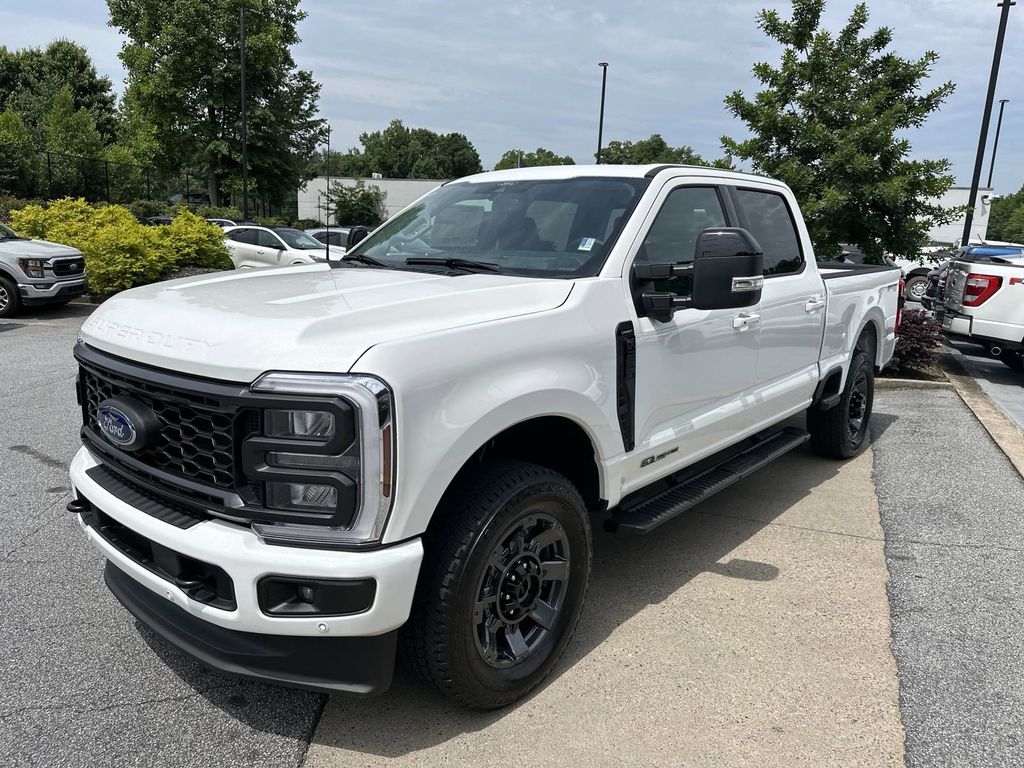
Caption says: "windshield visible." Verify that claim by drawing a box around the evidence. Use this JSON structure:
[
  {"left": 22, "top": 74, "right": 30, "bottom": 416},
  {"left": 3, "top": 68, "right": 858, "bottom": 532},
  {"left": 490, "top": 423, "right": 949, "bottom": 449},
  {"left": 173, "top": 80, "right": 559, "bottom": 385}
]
[
  {"left": 0, "top": 222, "right": 24, "bottom": 240},
  {"left": 275, "top": 228, "right": 325, "bottom": 250},
  {"left": 346, "top": 177, "right": 649, "bottom": 277}
]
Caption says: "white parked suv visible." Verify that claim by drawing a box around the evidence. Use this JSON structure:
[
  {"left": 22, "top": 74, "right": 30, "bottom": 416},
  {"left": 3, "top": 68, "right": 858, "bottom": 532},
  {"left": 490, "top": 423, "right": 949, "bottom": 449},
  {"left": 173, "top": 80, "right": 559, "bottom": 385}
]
[
  {"left": 224, "top": 225, "right": 330, "bottom": 268},
  {"left": 69, "top": 165, "right": 900, "bottom": 708}
]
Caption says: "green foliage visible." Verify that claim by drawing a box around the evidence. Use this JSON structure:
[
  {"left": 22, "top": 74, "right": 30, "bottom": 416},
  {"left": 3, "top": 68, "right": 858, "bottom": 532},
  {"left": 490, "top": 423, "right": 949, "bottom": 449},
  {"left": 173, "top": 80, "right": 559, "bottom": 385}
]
[
  {"left": 191, "top": 204, "right": 245, "bottom": 221},
  {"left": 0, "top": 40, "right": 117, "bottom": 143},
  {"left": 336, "top": 120, "right": 483, "bottom": 179},
  {"left": 151, "top": 209, "right": 232, "bottom": 269},
  {"left": 889, "top": 309, "right": 941, "bottom": 374},
  {"left": 0, "top": 108, "right": 39, "bottom": 195},
  {"left": 292, "top": 218, "right": 321, "bottom": 230},
  {"left": 328, "top": 180, "right": 386, "bottom": 226},
  {"left": 722, "top": 0, "right": 958, "bottom": 262},
  {"left": 126, "top": 199, "right": 171, "bottom": 221},
  {"left": 494, "top": 147, "right": 575, "bottom": 170},
  {"left": 598, "top": 134, "right": 731, "bottom": 167},
  {"left": 107, "top": 0, "right": 325, "bottom": 206},
  {"left": 0, "top": 194, "right": 44, "bottom": 223},
  {"left": 42, "top": 87, "right": 106, "bottom": 198},
  {"left": 987, "top": 185, "right": 1024, "bottom": 242},
  {"left": 9, "top": 197, "right": 228, "bottom": 293}
]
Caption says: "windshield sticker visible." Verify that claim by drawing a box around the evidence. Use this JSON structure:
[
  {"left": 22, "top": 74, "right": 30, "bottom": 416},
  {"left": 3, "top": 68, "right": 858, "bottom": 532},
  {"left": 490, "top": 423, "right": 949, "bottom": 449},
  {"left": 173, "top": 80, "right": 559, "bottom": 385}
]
[{"left": 578, "top": 237, "right": 596, "bottom": 252}]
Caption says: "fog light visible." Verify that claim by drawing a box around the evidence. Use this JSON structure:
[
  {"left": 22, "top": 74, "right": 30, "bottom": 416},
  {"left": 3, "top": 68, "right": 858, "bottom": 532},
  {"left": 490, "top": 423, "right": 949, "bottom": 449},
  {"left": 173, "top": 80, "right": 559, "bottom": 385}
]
[
  {"left": 297, "top": 585, "right": 315, "bottom": 603},
  {"left": 266, "top": 482, "right": 338, "bottom": 512},
  {"left": 257, "top": 576, "right": 377, "bottom": 617}
]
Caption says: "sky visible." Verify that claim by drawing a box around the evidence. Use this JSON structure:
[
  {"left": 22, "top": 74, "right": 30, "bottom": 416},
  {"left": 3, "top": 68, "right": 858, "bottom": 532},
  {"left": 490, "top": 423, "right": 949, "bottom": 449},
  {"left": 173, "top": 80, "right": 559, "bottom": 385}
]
[{"left": 3, "top": 0, "right": 1023, "bottom": 193}]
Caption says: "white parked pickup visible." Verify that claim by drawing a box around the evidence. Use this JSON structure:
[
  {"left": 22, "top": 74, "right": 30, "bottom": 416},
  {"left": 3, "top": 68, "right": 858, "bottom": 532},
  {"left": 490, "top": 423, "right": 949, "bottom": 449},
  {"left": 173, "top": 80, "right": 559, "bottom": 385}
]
[
  {"left": 940, "top": 246, "right": 1024, "bottom": 371},
  {"left": 68, "top": 164, "right": 900, "bottom": 708}
]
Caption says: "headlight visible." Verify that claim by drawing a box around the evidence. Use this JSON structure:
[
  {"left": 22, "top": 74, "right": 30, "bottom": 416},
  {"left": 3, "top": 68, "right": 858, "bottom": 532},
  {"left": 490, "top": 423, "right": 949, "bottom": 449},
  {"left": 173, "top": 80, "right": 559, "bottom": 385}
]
[
  {"left": 265, "top": 409, "right": 335, "bottom": 440},
  {"left": 18, "top": 258, "right": 45, "bottom": 278},
  {"left": 247, "top": 372, "right": 395, "bottom": 547}
]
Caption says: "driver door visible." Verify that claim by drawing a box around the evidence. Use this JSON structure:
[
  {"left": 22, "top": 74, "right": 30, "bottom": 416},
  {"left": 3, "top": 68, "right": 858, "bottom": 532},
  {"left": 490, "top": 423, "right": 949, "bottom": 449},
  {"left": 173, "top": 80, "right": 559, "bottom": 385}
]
[{"left": 625, "top": 182, "right": 761, "bottom": 491}]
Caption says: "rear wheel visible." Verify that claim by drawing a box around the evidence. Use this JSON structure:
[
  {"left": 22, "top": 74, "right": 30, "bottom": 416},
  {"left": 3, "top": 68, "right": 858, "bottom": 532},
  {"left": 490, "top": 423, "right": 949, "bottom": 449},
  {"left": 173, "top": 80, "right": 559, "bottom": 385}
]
[
  {"left": 999, "top": 350, "right": 1024, "bottom": 372},
  {"left": 808, "top": 350, "right": 874, "bottom": 459},
  {"left": 403, "top": 459, "right": 592, "bottom": 709},
  {"left": 904, "top": 275, "right": 928, "bottom": 302},
  {"left": 0, "top": 276, "right": 21, "bottom": 318}
]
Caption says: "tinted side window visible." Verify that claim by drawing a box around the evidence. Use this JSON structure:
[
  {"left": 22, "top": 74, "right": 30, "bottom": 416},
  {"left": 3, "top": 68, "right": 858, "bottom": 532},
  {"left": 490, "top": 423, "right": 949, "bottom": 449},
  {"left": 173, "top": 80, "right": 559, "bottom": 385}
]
[
  {"left": 641, "top": 187, "right": 727, "bottom": 267},
  {"left": 231, "top": 228, "right": 258, "bottom": 245},
  {"left": 734, "top": 190, "right": 803, "bottom": 275},
  {"left": 257, "top": 230, "right": 283, "bottom": 249}
]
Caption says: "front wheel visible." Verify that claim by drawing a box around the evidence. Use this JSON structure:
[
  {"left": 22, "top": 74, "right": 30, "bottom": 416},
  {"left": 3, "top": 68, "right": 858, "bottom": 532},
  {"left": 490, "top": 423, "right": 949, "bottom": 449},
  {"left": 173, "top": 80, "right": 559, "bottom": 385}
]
[
  {"left": 904, "top": 275, "right": 928, "bottom": 303},
  {"left": 0, "top": 276, "right": 22, "bottom": 318},
  {"left": 808, "top": 350, "right": 874, "bottom": 459},
  {"left": 403, "top": 460, "right": 592, "bottom": 709}
]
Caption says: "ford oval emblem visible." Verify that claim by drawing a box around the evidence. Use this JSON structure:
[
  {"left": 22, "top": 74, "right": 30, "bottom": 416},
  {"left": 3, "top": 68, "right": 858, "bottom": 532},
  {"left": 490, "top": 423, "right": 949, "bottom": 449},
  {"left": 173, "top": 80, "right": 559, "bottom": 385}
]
[{"left": 97, "top": 405, "right": 137, "bottom": 447}]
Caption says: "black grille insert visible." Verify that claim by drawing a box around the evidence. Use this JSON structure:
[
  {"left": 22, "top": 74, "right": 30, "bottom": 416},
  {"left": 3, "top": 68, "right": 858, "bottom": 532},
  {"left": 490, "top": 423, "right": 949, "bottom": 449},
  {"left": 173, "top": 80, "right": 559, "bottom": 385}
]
[
  {"left": 52, "top": 257, "right": 85, "bottom": 277},
  {"left": 80, "top": 363, "right": 244, "bottom": 490}
]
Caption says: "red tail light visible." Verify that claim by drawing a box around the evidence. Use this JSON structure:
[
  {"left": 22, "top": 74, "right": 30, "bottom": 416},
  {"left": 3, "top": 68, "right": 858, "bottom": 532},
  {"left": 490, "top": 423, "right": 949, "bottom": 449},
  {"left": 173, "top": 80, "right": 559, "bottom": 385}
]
[
  {"left": 963, "top": 273, "right": 1002, "bottom": 306},
  {"left": 895, "top": 278, "right": 905, "bottom": 334}
]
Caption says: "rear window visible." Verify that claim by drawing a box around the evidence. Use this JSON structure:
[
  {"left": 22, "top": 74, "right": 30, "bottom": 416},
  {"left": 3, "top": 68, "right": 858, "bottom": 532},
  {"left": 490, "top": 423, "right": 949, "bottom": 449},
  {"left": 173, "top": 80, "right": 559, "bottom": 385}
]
[{"left": 734, "top": 189, "right": 803, "bottom": 276}]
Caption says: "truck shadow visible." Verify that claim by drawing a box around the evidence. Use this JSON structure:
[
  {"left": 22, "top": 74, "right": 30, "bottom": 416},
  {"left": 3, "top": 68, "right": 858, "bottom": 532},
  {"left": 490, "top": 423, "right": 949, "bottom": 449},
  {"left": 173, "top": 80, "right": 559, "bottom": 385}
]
[{"left": 142, "top": 412, "right": 900, "bottom": 755}]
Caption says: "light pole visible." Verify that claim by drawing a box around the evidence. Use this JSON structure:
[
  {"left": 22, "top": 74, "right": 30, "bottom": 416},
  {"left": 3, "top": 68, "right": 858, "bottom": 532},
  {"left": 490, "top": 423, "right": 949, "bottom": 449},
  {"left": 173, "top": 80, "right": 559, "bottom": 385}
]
[
  {"left": 961, "top": 0, "right": 1016, "bottom": 247},
  {"left": 596, "top": 62, "right": 608, "bottom": 164},
  {"left": 987, "top": 98, "right": 1010, "bottom": 189},
  {"left": 324, "top": 124, "right": 331, "bottom": 260},
  {"left": 240, "top": 7, "right": 249, "bottom": 220}
]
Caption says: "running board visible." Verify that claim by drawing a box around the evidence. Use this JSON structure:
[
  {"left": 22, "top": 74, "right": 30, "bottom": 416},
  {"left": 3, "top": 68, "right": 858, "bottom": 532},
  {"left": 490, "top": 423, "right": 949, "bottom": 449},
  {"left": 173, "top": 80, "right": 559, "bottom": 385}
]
[{"left": 605, "top": 428, "right": 810, "bottom": 534}]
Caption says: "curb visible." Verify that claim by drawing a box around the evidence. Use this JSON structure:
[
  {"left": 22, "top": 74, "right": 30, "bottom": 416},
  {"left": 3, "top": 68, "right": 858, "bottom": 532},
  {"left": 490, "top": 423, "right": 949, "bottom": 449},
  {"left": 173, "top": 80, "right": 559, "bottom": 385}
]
[{"left": 937, "top": 351, "right": 1024, "bottom": 480}]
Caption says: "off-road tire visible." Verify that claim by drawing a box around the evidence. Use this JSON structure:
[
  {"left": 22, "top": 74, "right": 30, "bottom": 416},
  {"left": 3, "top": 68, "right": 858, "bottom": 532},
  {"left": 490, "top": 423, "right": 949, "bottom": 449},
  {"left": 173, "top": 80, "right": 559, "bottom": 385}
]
[
  {"left": 808, "top": 350, "right": 874, "bottom": 459},
  {"left": 402, "top": 459, "right": 592, "bottom": 709},
  {"left": 0, "top": 276, "right": 21, "bottom": 318}
]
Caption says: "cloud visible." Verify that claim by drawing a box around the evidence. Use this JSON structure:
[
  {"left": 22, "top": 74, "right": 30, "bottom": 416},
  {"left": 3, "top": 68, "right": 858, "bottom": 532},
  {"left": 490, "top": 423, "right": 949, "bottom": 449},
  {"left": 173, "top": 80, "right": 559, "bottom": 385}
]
[{"left": 7, "top": 0, "right": 1024, "bottom": 191}]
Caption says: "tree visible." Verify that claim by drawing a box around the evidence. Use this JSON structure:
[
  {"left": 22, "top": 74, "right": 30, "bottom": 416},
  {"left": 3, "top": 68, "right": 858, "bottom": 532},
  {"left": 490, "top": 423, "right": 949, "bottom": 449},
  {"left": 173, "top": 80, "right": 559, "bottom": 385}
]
[
  {"left": 0, "top": 40, "right": 117, "bottom": 143},
  {"left": 597, "top": 134, "right": 731, "bottom": 167},
  {"left": 328, "top": 180, "right": 386, "bottom": 227},
  {"left": 722, "top": 0, "right": 958, "bottom": 262},
  {"left": 494, "top": 147, "right": 575, "bottom": 170},
  {"left": 0, "top": 108, "right": 39, "bottom": 196},
  {"left": 987, "top": 186, "right": 1024, "bottom": 242},
  {"left": 1004, "top": 204, "right": 1024, "bottom": 245},
  {"left": 336, "top": 120, "right": 482, "bottom": 179},
  {"left": 107, "top": 0, "right": 325, "bottom": 206},
  {"left": 106, "top": 88, "right": 161, "bottom": 202},
  {"left": 42, "top": 88, "right": 106, "bottom": 199}
]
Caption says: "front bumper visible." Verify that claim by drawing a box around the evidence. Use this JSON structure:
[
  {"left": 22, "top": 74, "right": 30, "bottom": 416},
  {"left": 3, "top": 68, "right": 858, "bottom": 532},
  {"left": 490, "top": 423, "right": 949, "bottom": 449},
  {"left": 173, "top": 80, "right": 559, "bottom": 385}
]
[
  {"left": 19, "top": 278, "right": 86, "bottom": 304},
  {"left": 71, "top": 447, "right": 423, "bottom": 692}
]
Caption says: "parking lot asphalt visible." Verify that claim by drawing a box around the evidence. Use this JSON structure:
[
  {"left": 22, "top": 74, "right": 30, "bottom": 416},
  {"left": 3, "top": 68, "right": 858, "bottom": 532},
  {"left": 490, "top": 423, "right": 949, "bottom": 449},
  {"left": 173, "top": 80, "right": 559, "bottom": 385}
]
[
  {"left": 944, "top": 339, "right": 1024, "bottom": 433},
  {"left": 3, "top": 303, "right": 1023, "bottom": 768},
  {"left": 0, "top": 305, "right": 323, "bottom": 768}
]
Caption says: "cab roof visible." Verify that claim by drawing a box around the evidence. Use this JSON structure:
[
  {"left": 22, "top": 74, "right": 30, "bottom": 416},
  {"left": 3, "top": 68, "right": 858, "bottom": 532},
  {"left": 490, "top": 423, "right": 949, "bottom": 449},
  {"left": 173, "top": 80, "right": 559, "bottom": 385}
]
[{"left": 457, "top": 163, "right": 777, "bottom": 186}]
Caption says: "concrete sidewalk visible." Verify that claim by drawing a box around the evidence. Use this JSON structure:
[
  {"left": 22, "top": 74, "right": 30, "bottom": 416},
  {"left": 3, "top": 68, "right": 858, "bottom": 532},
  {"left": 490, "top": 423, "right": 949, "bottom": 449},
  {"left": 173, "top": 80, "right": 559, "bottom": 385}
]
[{"left": 307, "top": 446, "right": 904, "bottom": 768}]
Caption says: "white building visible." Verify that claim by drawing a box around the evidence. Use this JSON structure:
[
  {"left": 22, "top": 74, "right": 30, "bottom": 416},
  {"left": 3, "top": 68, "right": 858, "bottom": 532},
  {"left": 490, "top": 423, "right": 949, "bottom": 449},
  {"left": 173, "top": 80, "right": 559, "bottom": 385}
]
[
  {"left": 929, "top": 186, "right": 994, "bottom": 245},
  {"left": 298, "top": 176, "right": 444, "bottom": 224}
]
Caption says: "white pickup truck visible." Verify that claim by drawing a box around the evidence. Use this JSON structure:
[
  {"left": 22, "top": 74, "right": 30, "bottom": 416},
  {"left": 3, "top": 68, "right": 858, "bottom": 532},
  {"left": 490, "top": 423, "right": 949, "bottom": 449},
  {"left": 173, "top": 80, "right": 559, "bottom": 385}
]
[
  {"left": 940, "top": 246, "right": 1024, "bottom": 370},
  {"left": 69, "top": 165, "right": 900, "bottom": 709}
]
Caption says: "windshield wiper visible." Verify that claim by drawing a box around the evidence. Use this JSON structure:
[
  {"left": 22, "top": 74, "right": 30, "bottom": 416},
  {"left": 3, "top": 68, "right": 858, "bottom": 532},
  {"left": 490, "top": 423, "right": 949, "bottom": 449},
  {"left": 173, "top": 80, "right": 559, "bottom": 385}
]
[
  {"left": 405, "top": 256, "right": 501, "bottom": 273},
  {"left": 342, "top": 253, "right": 390, "bottom": 267}
]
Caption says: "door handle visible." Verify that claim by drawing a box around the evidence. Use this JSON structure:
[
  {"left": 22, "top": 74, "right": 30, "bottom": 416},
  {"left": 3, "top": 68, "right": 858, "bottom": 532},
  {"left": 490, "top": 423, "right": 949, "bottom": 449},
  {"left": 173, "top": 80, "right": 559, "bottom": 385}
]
[
  {"left": 804, "top": 298, "right": 826, "bottom": 312},
  {"left": 732, "top": 313, "right": 760, "bottom": 330}
]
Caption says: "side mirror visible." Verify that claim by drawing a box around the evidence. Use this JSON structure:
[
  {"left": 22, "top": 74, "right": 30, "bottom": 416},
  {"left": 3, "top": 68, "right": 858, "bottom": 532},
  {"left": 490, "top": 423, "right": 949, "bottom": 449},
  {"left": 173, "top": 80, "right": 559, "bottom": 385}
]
[
  {"left": 347, "top": 226, "right": 370, "bottom": 250},
  {"left": 634, "top": 227, "right": 764, "bottom": 322}
]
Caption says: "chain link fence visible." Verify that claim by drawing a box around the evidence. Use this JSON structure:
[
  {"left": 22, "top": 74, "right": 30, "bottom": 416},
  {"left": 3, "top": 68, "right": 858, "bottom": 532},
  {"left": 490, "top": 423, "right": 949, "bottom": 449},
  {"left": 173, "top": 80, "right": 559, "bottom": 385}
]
[{"left": 0, "top": 144, "right": 298, "bottom": 221}]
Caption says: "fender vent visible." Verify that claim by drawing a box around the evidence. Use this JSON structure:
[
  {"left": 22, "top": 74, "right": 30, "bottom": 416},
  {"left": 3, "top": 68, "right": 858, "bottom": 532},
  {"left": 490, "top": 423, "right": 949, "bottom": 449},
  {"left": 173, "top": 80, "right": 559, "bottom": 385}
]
[{"left": 615, "top": 322, "right": 636, "bottom": 452}]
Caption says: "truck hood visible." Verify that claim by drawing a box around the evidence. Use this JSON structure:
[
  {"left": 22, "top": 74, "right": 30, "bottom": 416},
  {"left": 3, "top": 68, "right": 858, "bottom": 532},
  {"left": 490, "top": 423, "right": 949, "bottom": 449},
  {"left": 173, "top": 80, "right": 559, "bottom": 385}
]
[
  {"left": 0, "top": 238, "right": 82, "bottom": 258},
  {"left": 79, "top": 264, "right": 574, "bottom": 381}
]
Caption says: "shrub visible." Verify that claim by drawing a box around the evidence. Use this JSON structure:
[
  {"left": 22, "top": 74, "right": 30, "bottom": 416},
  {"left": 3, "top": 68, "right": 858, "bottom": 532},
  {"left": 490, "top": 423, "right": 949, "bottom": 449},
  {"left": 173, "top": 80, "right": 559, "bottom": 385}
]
[
  {"left": 0, "top": 195, "right": 44, "bottom": 224},
  {"left": 151, "top": 210, "right": 231, "bottom": 269},
  {"left": 328, "top": 180, "right": 386, "bottom": 227},
  {"left": 889, "top": 309, "right": 941, "bottom": 373},
  {"left": 126, "top": 199, "right": 171, "bottom": 222},
  {"left": 191, "top": 204, "right": 245, "bottom": 222},
  {"left": 292, "top": 218, "right": 321, "bottom": 230},
  {"left": 8, "top": 197, "right": 229, "bottom": 294}
]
